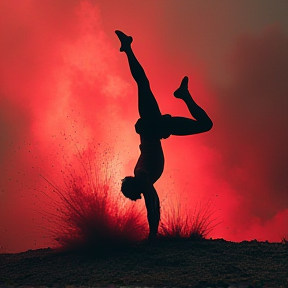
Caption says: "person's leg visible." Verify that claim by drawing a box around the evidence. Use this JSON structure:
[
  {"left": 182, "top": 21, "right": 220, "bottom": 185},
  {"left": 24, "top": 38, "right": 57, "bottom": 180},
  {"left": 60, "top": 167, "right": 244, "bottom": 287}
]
[
  {"left": 115, "top": 30, "right": 161, "bottom": 119},
  {"left": 169, "top": 76, "right": 213, "bottom": 135}
]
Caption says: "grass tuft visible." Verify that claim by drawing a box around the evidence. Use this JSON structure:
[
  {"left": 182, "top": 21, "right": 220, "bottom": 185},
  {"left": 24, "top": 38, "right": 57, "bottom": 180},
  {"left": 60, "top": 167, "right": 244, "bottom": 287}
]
[
  {"left": 281, "top": 236, "right": 288, "bottom": 245},
  {"left": 159, "top": 198, "right": 221, "bottom": 240},
  {"left": 41, "top": 157, "right": 147, "bottom": 252}
]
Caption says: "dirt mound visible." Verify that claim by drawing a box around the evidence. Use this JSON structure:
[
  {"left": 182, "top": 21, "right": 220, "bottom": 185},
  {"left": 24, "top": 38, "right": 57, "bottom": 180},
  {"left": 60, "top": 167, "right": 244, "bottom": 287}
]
[{"left": 0, "top": 238, "right": 287, "bottom": 287}]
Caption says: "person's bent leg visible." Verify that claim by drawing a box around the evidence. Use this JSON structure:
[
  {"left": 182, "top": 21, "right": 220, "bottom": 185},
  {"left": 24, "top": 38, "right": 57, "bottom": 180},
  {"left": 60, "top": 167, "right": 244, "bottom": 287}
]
[
  {"left": 169, "top": 76, "right": 213, "bottom": 135},
  {"left": 115, "top": 30, "right": 161, "bottom": 119}
]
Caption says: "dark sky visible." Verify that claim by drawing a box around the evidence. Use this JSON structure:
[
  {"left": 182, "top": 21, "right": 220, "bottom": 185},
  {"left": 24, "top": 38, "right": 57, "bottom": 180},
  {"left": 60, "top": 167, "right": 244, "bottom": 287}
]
[{"left": 0, "top": 0, "right": 287, "bottom": 252}]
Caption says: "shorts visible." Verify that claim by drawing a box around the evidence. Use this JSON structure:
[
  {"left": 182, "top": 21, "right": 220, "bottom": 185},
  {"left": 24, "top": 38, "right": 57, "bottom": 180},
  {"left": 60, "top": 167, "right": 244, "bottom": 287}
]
[{"left": 134, "top": 114, "right": 172, "bottom": 140}]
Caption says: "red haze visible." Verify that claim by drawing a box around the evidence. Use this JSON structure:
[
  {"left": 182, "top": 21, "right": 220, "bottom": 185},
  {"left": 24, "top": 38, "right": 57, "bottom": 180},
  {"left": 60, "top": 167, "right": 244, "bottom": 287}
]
[
  {"left": 210, "top": 25, "right": 288, "bottom": 240},
  {"left": 0, "top": 0, "right": 288, "bottom": 252},
  {"left": 0, "top": 0, "right": 137, "bottom": 252}
]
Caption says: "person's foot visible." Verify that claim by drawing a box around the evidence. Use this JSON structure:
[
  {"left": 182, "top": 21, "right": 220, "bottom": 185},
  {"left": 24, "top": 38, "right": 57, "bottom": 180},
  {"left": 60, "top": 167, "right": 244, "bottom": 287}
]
[
  {"left": 115, "top": 30, "right": 133, "bottom": 52},
  {"left": 173, "top": 76, "right": 189, "bottom": 99}
]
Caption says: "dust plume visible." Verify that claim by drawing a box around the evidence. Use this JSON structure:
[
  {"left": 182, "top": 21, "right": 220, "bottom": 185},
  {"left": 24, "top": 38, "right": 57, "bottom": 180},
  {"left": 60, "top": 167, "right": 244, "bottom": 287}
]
[{"left": 0, "top": 0, "right": 135, "bottom": 252}]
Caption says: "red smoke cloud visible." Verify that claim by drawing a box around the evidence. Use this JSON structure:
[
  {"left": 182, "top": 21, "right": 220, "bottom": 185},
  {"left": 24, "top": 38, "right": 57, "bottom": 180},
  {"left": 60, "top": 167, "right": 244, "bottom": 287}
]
[
  {"left": 209, "top": 25, "right": 288, "bottom": 240},
  {"left": 0, "top": 0, "right": 287, "bottom": 252},
  {"left": 0, "top": 0, "right": 138, "bottom": 252}
]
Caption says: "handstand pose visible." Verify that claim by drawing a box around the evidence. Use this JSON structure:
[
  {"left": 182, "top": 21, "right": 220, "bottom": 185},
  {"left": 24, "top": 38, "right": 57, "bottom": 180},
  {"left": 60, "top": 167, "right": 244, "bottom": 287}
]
[{"left": 115, "top": 30, "right": 213, "bottom": 239}]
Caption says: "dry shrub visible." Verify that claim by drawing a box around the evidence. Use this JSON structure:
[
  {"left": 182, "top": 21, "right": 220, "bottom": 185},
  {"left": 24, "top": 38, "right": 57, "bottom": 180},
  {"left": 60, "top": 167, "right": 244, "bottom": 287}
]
[
  {"left": 281, "top": 236, "right": 288, "bottom": 245},
  {"left": 40, "top": 149, "right": 220, "bottom": 248},
  {"left": 159, "top": 198, "right": 220, "bottom": 240},
  {"left": 41, "top": 157, "right": 147, "bottom": 252}
]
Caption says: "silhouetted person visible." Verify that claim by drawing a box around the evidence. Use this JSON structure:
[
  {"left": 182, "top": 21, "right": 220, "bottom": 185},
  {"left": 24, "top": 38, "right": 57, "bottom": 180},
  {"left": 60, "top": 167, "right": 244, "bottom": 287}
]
[{"left": 115, "top": 30, "right": 213, "bottom": 240}]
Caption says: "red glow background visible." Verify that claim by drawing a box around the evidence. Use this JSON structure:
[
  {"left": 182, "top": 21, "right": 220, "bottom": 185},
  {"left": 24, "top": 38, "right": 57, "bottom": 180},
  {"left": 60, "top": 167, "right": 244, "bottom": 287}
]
[{"left": 0, "top": 0, "right": 287, "bottom": 253}]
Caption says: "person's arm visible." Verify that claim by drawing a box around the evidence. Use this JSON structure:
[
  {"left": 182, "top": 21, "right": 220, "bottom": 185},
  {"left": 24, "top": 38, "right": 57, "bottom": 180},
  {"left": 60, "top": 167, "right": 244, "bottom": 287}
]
[
  {"left": 137, "top": 175, "right": 160, "bottom": 238},
  {"left": 143, "top": 183, "right": 160, "bottom": 239}
]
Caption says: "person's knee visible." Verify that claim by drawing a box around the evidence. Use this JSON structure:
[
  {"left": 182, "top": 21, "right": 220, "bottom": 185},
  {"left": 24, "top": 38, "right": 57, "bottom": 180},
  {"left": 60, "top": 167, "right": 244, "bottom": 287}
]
[{"left": 204, "top": 118, "right": 213, "bottom": 132}]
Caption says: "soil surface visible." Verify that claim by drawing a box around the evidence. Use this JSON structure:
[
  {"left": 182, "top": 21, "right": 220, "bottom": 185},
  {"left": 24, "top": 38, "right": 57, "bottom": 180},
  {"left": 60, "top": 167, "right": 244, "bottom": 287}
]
[{"left": 0, "top": 238, "right": 287, "bottom": 288}]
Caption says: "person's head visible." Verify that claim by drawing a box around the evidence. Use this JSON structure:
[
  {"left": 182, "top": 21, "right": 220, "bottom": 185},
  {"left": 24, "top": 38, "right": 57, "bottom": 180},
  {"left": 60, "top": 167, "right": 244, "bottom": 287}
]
[{"left": 121, "top": 176, "right": 142, "bottom": 201}]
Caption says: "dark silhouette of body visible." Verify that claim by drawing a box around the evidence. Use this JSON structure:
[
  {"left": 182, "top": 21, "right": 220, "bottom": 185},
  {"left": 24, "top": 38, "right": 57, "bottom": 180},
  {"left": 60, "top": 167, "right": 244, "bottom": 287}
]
[{"left": 115, "top": 30, "right": 213, "bottom": 239}]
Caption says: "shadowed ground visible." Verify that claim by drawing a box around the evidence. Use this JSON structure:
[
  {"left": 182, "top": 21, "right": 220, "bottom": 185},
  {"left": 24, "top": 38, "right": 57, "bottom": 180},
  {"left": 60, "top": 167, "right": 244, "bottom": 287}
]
[{"left": 0, "top": 238, "right": 287, "bottom": 287}]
